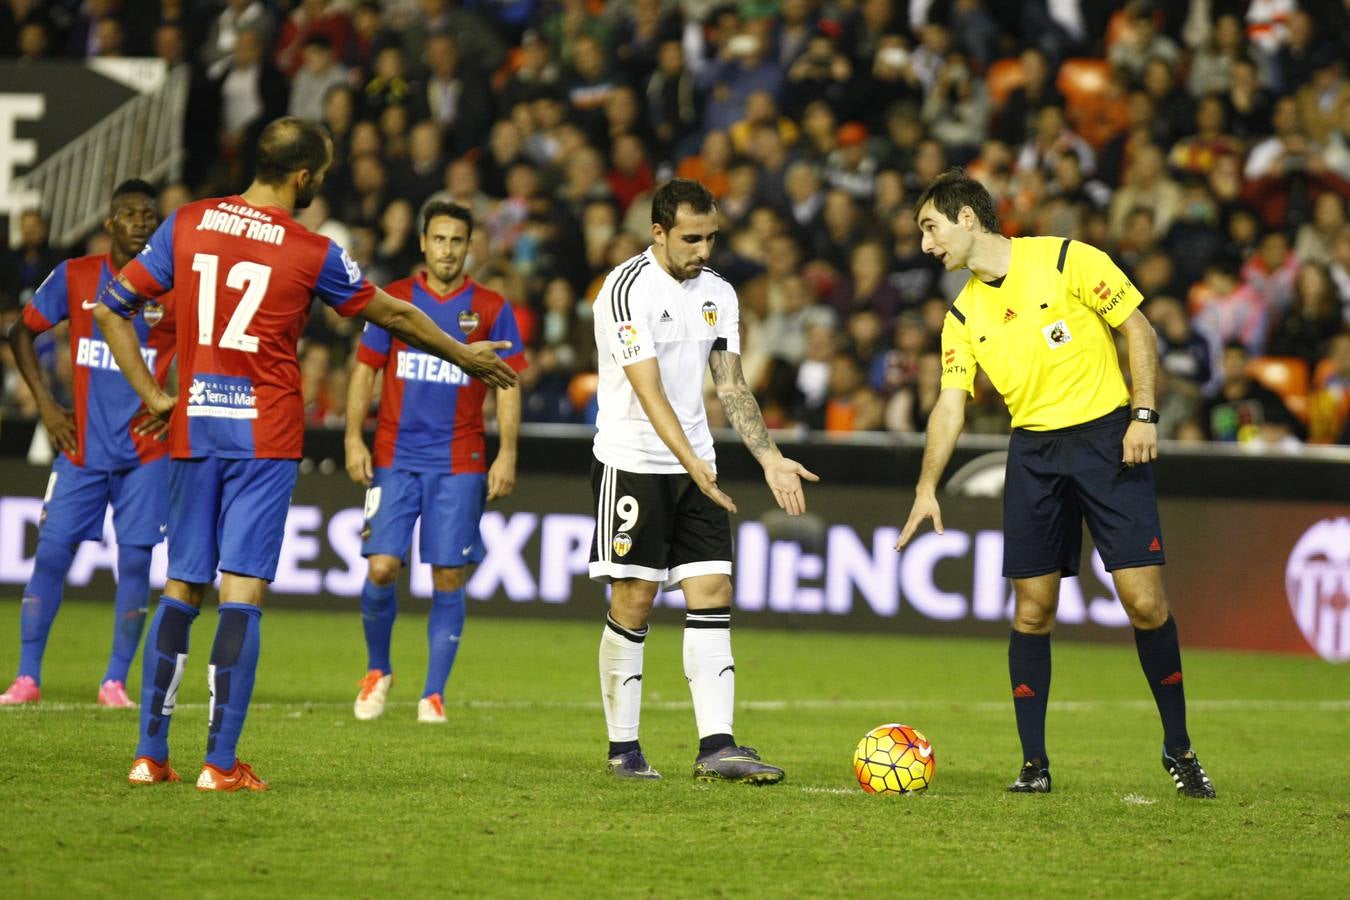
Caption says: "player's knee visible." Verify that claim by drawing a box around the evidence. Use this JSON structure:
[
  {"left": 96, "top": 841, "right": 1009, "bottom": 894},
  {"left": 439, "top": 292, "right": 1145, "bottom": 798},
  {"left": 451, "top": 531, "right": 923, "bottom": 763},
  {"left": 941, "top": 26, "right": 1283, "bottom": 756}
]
[
  {"left": 1120, "top": 592, "right": 1169, "bottom": 629},
  {"left": 1012, "top": 602, "right": 1056, "bottom": 634},
  {"left": 432, "top": 566, "right": 467, "bottom": 593},
  {"left": 367, "top": 557, "right": 401, "bottom": 586},
  {"left": 33, "top": 538, "right": 78, "bottom": 572}
]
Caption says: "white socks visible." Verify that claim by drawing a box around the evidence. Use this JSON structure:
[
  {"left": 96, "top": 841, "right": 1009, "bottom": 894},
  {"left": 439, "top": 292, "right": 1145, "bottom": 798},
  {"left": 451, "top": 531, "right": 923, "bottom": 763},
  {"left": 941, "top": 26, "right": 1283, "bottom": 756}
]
[
  {"left": 684, "top": 606, "right": 735, "bottom": 739},
  {"left": 599, "top": 613, "right": 646, "bottom": 742}
]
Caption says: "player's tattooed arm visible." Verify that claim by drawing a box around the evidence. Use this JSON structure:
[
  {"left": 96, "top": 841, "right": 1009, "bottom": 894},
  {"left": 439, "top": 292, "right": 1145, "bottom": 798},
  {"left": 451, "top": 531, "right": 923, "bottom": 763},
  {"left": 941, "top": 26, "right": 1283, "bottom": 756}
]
[
  {"left": 708, "top": 349, "right": 775, "bottom": 462},
  {"left": 709, "top": 349, "right": 819, "bottom": 515}
]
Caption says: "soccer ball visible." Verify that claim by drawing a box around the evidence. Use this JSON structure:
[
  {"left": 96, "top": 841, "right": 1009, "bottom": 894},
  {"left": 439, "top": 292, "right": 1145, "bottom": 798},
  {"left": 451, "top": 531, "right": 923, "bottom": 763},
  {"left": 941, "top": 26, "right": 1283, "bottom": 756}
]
[{"left": 853, "top": 723, "right": 935, "bottom": 795}]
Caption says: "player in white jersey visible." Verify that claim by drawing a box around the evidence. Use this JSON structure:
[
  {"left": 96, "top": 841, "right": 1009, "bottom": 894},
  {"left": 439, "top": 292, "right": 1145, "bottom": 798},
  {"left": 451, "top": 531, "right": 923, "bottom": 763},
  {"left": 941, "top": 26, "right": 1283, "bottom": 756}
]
[{"left": 589, "top": 178, "right": 819, "bottom": 783}]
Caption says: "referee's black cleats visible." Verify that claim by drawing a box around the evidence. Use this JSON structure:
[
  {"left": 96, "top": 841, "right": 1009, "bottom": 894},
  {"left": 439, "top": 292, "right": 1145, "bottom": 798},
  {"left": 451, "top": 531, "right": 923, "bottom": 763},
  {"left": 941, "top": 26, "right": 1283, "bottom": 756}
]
[
  {"left": 693, "top": 745, "right": 785, "bottom": 784},
  {"left": 1163, "top": 747, "right": 1216, "bottom": 799},
  {"left": 1008, "top": 759, "right": 1052, "bottom": 793},
  {"left": 607, "top": 749, "right": 662, "bottom": 780}
]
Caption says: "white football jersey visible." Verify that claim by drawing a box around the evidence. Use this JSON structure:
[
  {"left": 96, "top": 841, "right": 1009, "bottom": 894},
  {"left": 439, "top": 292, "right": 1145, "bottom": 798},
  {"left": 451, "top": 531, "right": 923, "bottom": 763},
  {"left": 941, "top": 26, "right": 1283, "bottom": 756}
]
[{"left": 592, "top": 248, "right": 741, "bottom": 473}]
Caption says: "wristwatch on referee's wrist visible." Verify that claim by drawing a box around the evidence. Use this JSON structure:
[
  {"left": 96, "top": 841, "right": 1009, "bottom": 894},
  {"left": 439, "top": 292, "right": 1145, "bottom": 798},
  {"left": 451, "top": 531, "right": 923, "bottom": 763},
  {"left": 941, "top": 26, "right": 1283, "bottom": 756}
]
[{"left": 1131, "top": 407, "right": 1160, "bottom": 424}]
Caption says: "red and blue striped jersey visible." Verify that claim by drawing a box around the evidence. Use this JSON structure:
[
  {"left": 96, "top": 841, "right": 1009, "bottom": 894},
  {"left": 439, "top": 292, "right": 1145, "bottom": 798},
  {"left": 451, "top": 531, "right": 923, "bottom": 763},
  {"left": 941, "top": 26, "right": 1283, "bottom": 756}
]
[
  {"left": 22, "top": 254, "right": 176, "bottom": 470},
  {"left": 106, "top": 195, "right": 375, "bottom": 459},
  {"left": 356, "top": 274, "right": 527, "bottom": 474}
]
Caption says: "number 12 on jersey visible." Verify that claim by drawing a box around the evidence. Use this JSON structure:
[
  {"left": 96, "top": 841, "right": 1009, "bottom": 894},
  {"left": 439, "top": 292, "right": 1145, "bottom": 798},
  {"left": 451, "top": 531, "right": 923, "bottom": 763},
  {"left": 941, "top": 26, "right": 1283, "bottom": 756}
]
[{"left": 191, "top": 253, "right": 271, "bottom": 353}]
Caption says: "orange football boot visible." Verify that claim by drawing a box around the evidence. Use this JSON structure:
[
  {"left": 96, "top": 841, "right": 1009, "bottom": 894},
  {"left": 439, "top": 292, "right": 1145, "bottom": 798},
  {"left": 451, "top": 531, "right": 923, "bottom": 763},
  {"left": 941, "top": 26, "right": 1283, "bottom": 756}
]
[
  {"left": 195, "top": 760, "right": 269, "bottom": 792},
  {"left": 128, "top": 756, "right": 181, "bottom": 785}
]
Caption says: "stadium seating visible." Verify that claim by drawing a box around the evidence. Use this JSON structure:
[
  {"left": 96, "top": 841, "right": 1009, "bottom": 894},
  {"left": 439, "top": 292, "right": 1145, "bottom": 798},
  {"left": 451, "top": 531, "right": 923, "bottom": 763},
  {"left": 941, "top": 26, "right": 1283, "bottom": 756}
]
[{"left": 1246, "top": 355, "right": 1311, "bottom": 422}]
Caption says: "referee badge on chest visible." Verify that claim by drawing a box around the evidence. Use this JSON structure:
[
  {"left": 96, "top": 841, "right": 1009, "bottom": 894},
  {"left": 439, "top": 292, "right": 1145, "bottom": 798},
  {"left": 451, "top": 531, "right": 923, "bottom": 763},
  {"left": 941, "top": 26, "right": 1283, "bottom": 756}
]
[
  {"left": 612, "top": 531, "right": 633, "bottom": 557},
  {"left": 701, "top": 300, "right": 718, "bottom": 327},
  {"left": 1041, "top": 319, "right": 1072, "bottom": 349},
  {"left": 458, "top": 310, "right": 480, "bottom": 334}
]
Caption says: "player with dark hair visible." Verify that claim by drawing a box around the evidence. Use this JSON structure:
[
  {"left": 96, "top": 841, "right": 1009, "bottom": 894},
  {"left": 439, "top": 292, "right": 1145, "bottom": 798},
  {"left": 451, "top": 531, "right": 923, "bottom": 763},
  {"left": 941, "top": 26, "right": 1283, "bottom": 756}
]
[
  {"left": 1, "top": 179, "right": 174, "bottom": 710},
  {"left": 94, "top": 117, "right": 518, "bottom": 790},
  {"left": 589, "top": 178, "right": 818, "bottom": 782},
  {"left": 898, "top": 168, "right": 1216, "bottom": 798},
  {"left": 345, "top": 200, "right": 526, "bottom": 724}
]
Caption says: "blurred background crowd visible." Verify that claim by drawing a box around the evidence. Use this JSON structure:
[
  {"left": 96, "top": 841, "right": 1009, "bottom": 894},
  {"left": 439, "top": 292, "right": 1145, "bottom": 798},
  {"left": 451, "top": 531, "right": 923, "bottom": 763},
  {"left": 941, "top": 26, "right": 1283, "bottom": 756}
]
[{"left": 1, "top": 0, "right": 1349, "bottom": 445}]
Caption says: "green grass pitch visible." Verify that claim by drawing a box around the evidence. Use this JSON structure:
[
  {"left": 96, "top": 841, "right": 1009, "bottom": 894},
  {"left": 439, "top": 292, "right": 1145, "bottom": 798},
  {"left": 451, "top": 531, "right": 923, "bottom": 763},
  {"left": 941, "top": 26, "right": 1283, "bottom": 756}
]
[{"left": 1, "top": 601, "right": 1346, "bottom": 897}]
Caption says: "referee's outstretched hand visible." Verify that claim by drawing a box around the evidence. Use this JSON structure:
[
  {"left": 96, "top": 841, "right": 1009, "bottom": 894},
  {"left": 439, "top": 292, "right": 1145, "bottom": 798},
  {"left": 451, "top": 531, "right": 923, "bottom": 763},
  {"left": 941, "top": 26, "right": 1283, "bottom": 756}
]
[
  {"left": 763, "top": 456, "right": 820, "bottom": 516},
  {"left": 690, "top": 458, "right": 738, "bottom": 514},
  {"left": 896, "top": 493, "right": 944, "bottom": 550}
]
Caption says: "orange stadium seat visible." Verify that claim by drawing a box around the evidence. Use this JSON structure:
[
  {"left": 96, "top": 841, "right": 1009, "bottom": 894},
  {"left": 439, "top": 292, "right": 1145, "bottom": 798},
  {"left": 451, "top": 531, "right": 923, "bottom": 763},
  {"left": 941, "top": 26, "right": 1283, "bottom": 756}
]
[
  {"left": 1056, "top": 58, "right": 1112, "bottom": 109},
  {"left": 568, "top": 371, "right": 600, "bottom": 412},
  {"left": 984, "top": 58, "right": 1026, "bottom": 105},
  {"left": 1246, "top": 356, "right": 1310, "bottom": 423}
]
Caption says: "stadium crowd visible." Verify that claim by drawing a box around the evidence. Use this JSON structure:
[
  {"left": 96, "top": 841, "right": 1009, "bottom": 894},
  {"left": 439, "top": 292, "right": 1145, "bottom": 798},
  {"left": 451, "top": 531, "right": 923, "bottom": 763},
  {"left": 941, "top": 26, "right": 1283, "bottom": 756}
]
[{"left": 2, "top": 0, "right": 1349, "bottom": 445}]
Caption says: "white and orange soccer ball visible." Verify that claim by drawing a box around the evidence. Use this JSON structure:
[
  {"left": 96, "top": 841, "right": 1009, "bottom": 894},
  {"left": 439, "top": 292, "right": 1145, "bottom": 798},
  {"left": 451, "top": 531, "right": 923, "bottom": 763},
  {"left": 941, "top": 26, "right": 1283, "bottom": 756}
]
[{"left": 853, "top": 723, "right": 936, "bottom": 795}]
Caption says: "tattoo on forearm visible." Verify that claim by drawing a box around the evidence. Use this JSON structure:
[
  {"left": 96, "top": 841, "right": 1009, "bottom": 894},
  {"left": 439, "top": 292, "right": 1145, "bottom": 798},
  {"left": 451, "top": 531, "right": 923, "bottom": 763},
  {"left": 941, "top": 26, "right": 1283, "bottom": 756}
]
[{"left": 711, "top": 351, "right": 774, "bottom": 461}]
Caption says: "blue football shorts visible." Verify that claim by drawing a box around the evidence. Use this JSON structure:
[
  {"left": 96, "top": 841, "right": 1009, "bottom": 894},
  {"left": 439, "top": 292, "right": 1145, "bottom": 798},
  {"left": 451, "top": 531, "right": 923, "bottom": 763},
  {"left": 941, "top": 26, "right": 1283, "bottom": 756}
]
[
  {"left": 1003, "top": 407, "right": 1165, "bottom": 579},
  {"left": 39, "top": 453, "right": 168, "bottom": 547},
  {"left": 361, "top": 467, "right": 487, "bottom": 569},
  {"left": 166, "top": 457, "right": 299, "bottom": 584}
]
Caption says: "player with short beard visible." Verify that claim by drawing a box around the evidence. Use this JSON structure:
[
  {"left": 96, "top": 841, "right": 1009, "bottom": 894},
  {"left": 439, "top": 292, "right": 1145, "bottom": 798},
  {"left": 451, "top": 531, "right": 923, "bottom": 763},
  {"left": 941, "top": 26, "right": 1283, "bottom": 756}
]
[
  {"left": 344, "top": 200, "right": 526, "bottom": 724},
  {"left": 95, "top": 117, "right": 518, "bottom": 791}
]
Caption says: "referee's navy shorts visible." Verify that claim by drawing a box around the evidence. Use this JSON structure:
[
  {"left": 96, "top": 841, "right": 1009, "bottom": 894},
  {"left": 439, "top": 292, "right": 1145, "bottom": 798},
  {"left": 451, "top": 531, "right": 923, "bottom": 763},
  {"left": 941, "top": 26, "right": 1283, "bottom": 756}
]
[{"left": 1003, "top": 406, "right": 1165, "bottom": 579}]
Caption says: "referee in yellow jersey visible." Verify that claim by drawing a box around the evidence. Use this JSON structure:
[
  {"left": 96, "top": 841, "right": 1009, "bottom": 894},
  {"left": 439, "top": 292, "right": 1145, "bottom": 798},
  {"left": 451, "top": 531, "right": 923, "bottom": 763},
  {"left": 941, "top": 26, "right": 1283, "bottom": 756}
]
[{"left": 897, "top": 168, "right": 1215, "bottom": 799}]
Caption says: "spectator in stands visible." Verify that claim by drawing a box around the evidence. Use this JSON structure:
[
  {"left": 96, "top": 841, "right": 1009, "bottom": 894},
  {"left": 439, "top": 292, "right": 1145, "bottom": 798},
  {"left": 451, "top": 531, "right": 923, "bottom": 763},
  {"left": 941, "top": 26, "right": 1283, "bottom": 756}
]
[
  {"left": 1148, "top": 295, "right": 1220, "bottom": 395},
  {"left": 829, "top": 240, "right": 903, "bottom": 326},
  {"left": 502, "top": 29, "right": 564, "bottom": 111},
  {"left": 1202, "top": 341, "right": 1300, "bottom": 442},
  {"left": 1187, "top": 13, "right": 1251, "bottom": 97},
  {"left": 1109, "top": 6, "right": 1180, "bottom": 85},
  {"left": 823, "top": 122, "right": 877, "bottom": 202},
  {"left": 288, "top": 35, "right": 348, "bottom": 122},
  {"left": 1242, "top": 230, "right": 1299, "bottom": 315},
  {"left": 1163, "top": 179, "right": 1227, "bottom": 292},
  {"left": 1330, "top": 224, "right": 1350, "bottom": 315},
  {"left": 211, "top": 27, "right": 287, "bottom": 174},
  {"left": 1016, "top": 104, "right": 1095, "bottom": 180},
  {"left": 0, "top": 210, "right": 60, "bottom": 315},
  {"left": 698, "top": 19, "right": 784, "bottom": 135},
  {"left": 362, "top": 45, "right": 414, "bottom": 116},
  {"left": 785, "top": 33, "right": 856, "bottom": 119},
  {"left": 1307, "top": 332, "right": 1350, "bottom": 443},
  {"left": 611, "top": 0, "right": 679, "bottom": 88},
  {"left": 676, "top": 129, "right": 733, "bottom": 199},
  {"left": 1271, "top": 7, "right": 1321, "bottom": 96},
  {"left": 994, "top": 47, "right": 1064, "bottom": 148},
  {"left": 1223, "top": 57, "right": 1274, "bottom": 142},
  {"left": 201, "top": 0, "right": 275, "bottom": 77},
  {"left": 1168, "top": 94, "right": 1242, "bottom": 177},
  {"left": 921, "top": 52, "right": 989, "bottom": 157},
  {"left": 814, "top": 352, "right": 883, "bottom": 433},
  {"left": 644, "top": 39, "right": 700, "bottom": 158},
  {"left": 1108, "top": 143, "right": 1180, "bottom": 240},
  {"left": 392, "top": 119, "right": 444, "bottom": 206},
  {"left": 1266, "top": 262, "right": 1344, "bottom": 365},
  {"left": 275, "top": 0, "right": 351, "bottom": 78},
  {"left": 1192, "top": 255, "right": 1270, "bottom": 355},
  {"left": 1141, "top": 57, "right": 1195, "bottom": 146},
  {"left": 415, "top": 34, "right": 493, "bottom": 157},
  {"left": 540, "top": 0, "right": 609, "bottom": 69}
]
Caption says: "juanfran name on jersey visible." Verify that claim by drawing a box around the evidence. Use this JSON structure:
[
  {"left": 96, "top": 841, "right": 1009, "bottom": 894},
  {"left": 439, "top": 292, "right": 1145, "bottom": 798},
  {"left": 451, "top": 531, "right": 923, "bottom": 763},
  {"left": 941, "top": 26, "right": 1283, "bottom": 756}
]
[
  {"left": 76, "top": 338, "right": 157, "bottom": 372},
  {"left": 395, "top": 350, "right": 469, "bottom": 385},
  {"left": 186, "top": 373, "right": 258, "bottom": 419},
  {"left": 195, "top": 202, "right": 285, "bottom": 246}
]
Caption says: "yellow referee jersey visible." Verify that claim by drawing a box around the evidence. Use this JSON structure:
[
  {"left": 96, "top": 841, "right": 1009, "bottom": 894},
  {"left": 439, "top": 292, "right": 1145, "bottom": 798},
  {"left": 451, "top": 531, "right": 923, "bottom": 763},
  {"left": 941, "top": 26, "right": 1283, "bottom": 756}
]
[{"left": 940, "top": 236, "right": 1142, "bottom": 431}]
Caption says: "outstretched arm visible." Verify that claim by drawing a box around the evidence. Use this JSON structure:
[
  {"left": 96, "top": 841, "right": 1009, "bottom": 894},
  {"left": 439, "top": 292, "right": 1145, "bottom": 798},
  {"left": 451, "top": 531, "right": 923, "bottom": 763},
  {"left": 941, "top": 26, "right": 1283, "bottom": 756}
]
[
  {"left": 709, "top": 349, "right": 818, "bottom": 516},
  {"left": 358, "top": 291, "right": 518, "bottom": 390},
  {"left": 896, "top": 387, "right": 968, "bottom": 548}
]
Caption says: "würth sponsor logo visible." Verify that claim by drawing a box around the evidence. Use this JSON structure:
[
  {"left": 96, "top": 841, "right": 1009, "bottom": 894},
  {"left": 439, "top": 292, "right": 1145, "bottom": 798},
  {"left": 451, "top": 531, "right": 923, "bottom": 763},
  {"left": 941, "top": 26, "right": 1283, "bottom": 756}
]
[{"left": 1092, "top": 280, "right": 1111, "bottom": 300}]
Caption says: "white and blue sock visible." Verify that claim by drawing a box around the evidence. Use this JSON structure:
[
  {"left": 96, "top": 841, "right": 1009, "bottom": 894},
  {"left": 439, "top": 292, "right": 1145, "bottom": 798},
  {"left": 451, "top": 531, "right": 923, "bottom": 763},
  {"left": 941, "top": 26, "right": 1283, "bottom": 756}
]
[
  {"left": 102, "top": 543, "right": 152, "bottom": 684},
  {"left": 205, "top": 603, "right": 262, "bottom": 770},
  {"left": 360, "top": 579, "right": 397, "bottom": 674},
  {"left": 423, "top": 588, "right": 465, "bottom": 698},
  {"left": 135, "top": 597, "right": 198, "bottom": 762},
  {"left": 17, "top": 538, "right": 77, "bottom": 683}
]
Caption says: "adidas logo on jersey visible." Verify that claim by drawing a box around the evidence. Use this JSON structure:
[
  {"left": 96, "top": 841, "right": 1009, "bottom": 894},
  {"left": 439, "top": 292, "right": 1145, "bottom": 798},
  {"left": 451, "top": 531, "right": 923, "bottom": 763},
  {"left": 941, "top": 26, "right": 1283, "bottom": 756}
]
[
  {"left": 1003, "top": 308, "right": 1018, "bottom": 323},
  {"left": 660, "top": 310, "right": 673, "bottom": 322}
]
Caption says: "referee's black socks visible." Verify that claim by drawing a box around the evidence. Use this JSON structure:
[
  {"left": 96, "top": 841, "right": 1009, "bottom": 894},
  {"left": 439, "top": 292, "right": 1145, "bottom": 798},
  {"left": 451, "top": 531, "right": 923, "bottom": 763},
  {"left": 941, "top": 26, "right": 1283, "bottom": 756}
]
[
  {"left": 1008, "top": 630, "right": 1051, "bottom": 766},
  {"left": 1134, "top": 614, "right": 1191, "bottom": 752}
]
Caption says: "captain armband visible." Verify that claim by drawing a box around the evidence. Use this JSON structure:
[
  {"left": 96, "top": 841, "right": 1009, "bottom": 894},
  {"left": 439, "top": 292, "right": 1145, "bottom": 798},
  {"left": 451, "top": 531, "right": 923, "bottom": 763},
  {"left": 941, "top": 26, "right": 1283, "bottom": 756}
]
[{"left": 101, "top": 277, "right": 144, "bottom": 317}]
